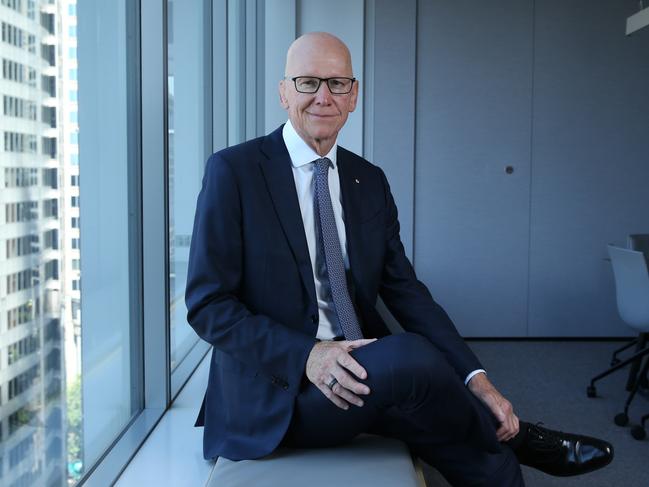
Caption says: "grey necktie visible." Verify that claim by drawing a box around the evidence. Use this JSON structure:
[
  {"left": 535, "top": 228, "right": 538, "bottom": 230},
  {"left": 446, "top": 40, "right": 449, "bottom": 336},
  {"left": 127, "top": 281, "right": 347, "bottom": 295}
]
[{"left": 313, "top": 157, "right": 363, "bottom": 340}]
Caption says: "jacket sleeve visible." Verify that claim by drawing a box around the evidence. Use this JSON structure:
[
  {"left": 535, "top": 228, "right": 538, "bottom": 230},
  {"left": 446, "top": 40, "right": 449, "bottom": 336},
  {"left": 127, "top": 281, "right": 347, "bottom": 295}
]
[
  {"left": 376, "top": 168, "right": 484, "bottom": 380},
  {"left": 185, "top": 153, "right": 317, "bottom": 393}
]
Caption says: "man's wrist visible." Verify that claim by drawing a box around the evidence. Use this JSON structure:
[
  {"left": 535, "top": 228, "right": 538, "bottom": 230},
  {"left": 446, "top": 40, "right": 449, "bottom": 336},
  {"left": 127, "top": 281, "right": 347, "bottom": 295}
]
[
  {"left": 465, "top": 369, "right": 487, "bottom": 387},
  {"left": 466, "top": 370, "right": 490, "bottom": 392}
]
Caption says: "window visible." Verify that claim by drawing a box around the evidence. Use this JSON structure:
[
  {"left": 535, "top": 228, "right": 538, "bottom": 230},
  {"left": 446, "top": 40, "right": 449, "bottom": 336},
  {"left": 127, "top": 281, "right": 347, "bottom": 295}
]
[
  {"left": 68, "top": 4, "right": 76, "bottom": 16},
  {"left": 44, "top": 229, "right": 59, "bottom": 250},
  {"left": 167, "top": 0, "right": 211, "bottom": 386},
  {"left": 70, "top": 132, "right": 78, "bottom": 144},
  {"left": 71, "top": 217, "right": 79, "bottom": 228},
  {"left": 71, "top": 238, "right": 79, "bottom": 249},
  {"left": 70, "top": 111, "right": 78, "bottom": 123},
  {"left": 70, "top": 153, "right": 79, "bottom": 165},
  {"left": 71, "top": 175, "right": 79, "bottom": 186},
  {"left": 69, "top": 68, "right": 77, "bottom": 80},
  {"left": 72, "top": 279, "right": 80, "bottom": 291},
  {"left": 68, "top": 25, "right": 76, "bottom": 37},
  {"left": 69, "top": 89, "right": 77, "bottom": 102},
  {"left": 69, "top": 46, "right": 77, "bottom": 58},
  {"left": 71, "top": 196, "right": 79, "bottom": 207}
]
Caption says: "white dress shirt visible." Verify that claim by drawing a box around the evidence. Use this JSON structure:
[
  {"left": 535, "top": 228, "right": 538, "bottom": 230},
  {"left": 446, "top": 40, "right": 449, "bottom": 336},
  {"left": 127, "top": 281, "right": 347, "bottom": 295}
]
[{"left": 282, "top": 120, "right": 485, "bottom": 385}]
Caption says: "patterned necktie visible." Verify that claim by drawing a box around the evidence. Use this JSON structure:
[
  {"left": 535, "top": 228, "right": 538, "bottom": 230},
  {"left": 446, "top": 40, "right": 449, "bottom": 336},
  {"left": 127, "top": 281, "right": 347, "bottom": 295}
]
[{"left": 313, "top": 157, "right": 363, "bottom": 340}]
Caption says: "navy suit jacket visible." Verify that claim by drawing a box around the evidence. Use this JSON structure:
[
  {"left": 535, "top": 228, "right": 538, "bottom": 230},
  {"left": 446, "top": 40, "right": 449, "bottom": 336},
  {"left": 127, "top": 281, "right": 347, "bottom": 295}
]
[{"left": 185, "top": 125, "right": 483, "bottom": 461}]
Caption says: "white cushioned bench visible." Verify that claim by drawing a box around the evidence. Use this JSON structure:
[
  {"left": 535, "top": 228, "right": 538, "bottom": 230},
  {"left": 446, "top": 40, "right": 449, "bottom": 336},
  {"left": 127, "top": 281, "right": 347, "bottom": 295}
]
[{"left": 207, "top": 434, "right": 427, "bottom": 487}]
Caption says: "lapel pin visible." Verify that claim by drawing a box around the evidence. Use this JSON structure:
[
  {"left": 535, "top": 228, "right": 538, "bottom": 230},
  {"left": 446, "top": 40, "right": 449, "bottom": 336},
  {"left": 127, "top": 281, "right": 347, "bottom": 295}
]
[{"left": 355, "top": 178, "right": 360, "bottom": 184}]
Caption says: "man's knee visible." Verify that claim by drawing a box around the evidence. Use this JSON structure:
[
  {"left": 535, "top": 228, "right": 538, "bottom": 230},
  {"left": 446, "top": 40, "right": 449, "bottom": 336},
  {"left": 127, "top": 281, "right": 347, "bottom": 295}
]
[{"left": 354, "top": 333, "right": 456, "bottom": 390}]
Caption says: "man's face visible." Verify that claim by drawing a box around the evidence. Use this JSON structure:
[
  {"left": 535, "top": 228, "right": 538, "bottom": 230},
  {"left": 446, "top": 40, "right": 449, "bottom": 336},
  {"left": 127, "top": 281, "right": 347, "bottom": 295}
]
[{"left": 279, "top": 36, "right": 358, "bottom": 152}]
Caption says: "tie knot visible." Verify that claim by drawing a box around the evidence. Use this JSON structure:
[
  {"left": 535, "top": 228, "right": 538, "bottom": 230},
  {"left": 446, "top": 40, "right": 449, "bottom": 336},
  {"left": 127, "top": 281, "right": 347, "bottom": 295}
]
[{"left": 314, "top": 157, "right": 332, "bottom": 173}]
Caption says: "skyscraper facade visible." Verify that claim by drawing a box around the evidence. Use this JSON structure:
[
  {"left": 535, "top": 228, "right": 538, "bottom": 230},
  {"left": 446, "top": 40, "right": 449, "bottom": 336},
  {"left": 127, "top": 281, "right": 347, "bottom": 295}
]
[{"left": 0, "top": 0, "right": 78, "bottom": 485}]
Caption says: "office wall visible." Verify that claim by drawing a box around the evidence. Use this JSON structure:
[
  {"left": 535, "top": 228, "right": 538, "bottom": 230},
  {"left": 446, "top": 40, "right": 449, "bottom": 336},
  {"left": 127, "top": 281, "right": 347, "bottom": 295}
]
[{"left": 371, "top": 0, "right": 649, "bottom": 336}]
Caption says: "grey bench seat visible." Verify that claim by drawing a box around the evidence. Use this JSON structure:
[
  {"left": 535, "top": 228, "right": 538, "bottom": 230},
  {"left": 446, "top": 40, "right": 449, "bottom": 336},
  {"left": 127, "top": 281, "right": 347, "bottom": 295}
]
[{"left": 207, "top": 434, "right": 427, "bottom": 487}]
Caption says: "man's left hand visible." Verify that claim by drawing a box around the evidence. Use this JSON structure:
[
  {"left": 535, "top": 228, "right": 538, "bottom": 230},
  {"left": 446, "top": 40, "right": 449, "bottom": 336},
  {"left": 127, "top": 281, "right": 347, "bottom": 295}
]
[{"left": 467, "top": 373, "right": 519, "bottom": 443}]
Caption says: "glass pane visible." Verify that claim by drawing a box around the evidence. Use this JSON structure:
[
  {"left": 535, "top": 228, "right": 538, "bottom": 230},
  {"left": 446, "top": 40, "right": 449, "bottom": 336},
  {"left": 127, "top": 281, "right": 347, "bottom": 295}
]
[
  {"left": 168, "top": 0, "right": 210, "bottom": 379},
  {"left": 77, "top": 0, "right": 142, "bottom": 477}
]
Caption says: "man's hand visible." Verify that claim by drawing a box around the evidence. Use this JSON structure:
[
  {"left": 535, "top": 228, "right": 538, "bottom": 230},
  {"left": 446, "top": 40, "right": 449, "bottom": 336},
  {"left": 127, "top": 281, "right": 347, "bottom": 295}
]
[
  {"left": 467, "top": 373, "right": 519, "bottom": 442},
  {"left": 306, "top": 339, "right": 377, "bottom": 410}
]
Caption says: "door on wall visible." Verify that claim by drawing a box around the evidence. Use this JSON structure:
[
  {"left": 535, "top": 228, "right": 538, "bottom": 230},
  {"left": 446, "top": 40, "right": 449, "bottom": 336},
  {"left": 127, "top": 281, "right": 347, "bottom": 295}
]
[{"left": 414, "top": 0, "right": 533, "bottom": 337}]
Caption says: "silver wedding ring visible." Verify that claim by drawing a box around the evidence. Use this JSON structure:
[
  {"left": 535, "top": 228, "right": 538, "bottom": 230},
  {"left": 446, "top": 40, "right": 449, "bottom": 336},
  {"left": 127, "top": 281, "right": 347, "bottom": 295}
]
[{"left": 326, "top": 377, "right": 338, "bottom": 390}]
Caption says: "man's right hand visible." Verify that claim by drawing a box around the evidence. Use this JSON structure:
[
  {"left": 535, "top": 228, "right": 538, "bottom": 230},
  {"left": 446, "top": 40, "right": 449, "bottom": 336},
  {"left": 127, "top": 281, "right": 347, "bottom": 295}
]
[{"left": 306, "top": 339, "right": 377, "bottom": 410}]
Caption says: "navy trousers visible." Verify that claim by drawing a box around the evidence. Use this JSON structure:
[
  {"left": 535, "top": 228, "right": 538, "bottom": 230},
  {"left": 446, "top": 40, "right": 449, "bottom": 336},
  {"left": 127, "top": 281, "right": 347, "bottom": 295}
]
[{"left": 281, "top": 333, "right": 525, "bottom": 487}]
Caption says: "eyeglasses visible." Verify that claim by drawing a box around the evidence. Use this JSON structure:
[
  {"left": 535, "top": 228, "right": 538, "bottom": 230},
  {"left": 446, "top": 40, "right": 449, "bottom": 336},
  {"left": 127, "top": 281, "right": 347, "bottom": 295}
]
[{"left": 288, "top": 76, "right": 356, "bottom": 94}]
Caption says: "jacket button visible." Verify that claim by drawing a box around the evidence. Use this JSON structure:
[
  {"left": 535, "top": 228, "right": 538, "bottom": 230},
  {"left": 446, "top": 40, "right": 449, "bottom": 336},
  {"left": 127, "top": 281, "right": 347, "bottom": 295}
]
[{"left": 311, "top": 314, "right": 318, "bottom": 323}]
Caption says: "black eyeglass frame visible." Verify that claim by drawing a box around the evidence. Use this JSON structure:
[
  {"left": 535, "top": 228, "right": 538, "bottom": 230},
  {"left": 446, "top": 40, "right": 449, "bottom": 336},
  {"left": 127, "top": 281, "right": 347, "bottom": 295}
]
[{"left": 287, "top": 76, "right": 357, "bottom": 94}]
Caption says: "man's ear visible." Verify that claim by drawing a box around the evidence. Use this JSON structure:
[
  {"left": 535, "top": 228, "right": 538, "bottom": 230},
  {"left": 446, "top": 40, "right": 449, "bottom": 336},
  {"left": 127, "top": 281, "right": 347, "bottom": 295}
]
[
  {"left": 278, "top": 80, "right": 289, "bottom": 110},
  {"left": 347, "top": 80, "right": 359, "bottom": 113}
]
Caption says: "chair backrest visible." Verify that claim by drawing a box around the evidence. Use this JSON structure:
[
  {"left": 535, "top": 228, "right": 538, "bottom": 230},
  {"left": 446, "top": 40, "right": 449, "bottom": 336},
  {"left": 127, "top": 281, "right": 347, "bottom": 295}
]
[
  {"left": 608, "top": 244, "right": 649, "bottom": 331},
  {"left": 629, "top": 234, "right": 649, "bottom": 267}
]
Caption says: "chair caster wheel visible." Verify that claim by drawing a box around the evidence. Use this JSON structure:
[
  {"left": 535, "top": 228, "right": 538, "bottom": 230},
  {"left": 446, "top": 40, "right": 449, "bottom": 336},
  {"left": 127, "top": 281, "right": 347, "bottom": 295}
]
[
  {"left": 587, "top": 385, "right": 597, "bottom": 398},
  {"left": 615, "top": 413, "right": 629, "bottom": 426},
  {"left": 631, "top": 426, "right": 646, "bottom": 440}
]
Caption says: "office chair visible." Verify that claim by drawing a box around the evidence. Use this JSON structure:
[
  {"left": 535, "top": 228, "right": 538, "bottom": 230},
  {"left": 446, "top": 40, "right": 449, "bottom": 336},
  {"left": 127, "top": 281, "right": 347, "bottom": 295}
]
[
  {"left": 587, "top": 245, "right": 649, "bottom": 438},
  {"left": 608, "top": 235, "right": 649, "bottom": 388},
  {"left": 621, "top": 235, "right": 649, "bottom": 390}
]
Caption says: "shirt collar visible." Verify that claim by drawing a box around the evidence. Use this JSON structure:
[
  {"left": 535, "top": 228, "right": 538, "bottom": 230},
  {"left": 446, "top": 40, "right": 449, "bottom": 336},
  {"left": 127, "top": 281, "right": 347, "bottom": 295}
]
[{"left": 282, "top": 119, "right": 338, "bottom": 169}]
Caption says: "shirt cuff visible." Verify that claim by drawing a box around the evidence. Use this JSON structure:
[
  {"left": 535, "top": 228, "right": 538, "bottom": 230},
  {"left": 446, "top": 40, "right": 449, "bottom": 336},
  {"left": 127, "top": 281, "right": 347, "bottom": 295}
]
[{"left": 464, "top": 369, "right": 487, "bottom": 386}]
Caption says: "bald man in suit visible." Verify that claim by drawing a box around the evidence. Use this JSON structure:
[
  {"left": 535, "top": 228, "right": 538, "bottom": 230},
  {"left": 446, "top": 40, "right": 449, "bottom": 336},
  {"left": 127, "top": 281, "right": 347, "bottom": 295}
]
[{"left": 186, "top": 32, "right": 613, "bottom": 486}]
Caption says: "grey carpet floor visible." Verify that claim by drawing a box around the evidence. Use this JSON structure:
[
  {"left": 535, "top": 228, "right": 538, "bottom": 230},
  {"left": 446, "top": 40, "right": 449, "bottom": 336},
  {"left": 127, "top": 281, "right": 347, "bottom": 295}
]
[{"left": 420, "top": 341, "right": 649, "bottom": 487}]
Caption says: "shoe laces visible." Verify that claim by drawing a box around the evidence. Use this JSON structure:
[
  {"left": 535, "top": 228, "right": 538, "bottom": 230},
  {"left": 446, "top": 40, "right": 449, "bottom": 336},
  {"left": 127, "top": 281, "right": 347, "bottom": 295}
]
[{"left": 527, "top": 422, "right": 565, "bottom": 455}]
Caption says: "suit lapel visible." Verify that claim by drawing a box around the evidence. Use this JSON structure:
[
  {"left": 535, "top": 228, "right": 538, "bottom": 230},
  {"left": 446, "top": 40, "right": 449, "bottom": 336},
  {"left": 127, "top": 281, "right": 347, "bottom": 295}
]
[
  {"left": 337, "top": 148, "right": 364, "bottom": 288},
  {"left": 259, "top": 128, "right": 317, "bottom": 306}
]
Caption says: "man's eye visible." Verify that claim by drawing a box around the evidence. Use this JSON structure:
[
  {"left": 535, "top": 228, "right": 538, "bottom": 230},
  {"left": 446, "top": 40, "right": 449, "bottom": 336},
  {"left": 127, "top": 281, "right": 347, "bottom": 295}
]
[
  {"left": 299, "top": 79, "right": 318, "bottom": 88},
  {"left": 330, "top": 79, "right": 344, "bottom": 87}
]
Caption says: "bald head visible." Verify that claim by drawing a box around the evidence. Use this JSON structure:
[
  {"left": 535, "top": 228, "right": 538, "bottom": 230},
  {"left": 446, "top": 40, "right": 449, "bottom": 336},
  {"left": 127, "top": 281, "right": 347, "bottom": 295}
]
[{"left": 284, "top": 32, "right": 353, "bottom": 78}]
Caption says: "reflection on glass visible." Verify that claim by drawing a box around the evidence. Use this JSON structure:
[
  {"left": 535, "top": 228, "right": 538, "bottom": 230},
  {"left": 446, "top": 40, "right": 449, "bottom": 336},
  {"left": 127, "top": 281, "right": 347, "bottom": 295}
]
[
  {"left": 0, "top": 0, "right": 81, "bottom": 485},
  {"left": 167, "top": 0, "right": 209, "bottom": 375}
]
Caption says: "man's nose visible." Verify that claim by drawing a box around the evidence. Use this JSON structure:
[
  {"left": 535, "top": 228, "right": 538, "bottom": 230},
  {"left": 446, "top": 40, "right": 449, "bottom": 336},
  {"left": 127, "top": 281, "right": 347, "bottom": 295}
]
[{"left": 313, "top": 81, "right": 333, "bottom": 104}]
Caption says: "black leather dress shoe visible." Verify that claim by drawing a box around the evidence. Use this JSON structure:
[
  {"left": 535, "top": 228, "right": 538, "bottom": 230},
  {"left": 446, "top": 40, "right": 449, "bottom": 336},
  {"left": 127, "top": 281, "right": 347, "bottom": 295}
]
[{"left": 515, "top": 423, "right": 614, "bottom": 477}]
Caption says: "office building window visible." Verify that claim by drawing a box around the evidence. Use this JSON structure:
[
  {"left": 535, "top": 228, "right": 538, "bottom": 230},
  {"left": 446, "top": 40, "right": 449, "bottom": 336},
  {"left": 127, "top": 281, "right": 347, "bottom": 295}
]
[
  {"left": 7, "top": 334, "right": 40, "bottom": 366},
  {"left": 43, "top": 229, "right": 59, "bottom": 250},
  {"left": 5, "top": 201, "right": 38, "bottom": 223},
  {"left": 71, "top": 216, "right": 79, "bottom": 228},
  {"left": 4, "top": 167, "right": 38, "bottom": 187},
  {"left": 5, "top": 268, "right": 37, "bottom": 294},
  {"left": 6, "top": 302, "right": 36, "bottom": 330},
  {"left": 70, "top": 132, "right": 78, "bottom": 144},
  {"left": 42, "top": 167, "right": 58, "bottom": 188},
  {"left": 71, "top": 196, "right": 79, "bottom": 207},
  {"left": 71, "top": 238, "right": 79, "bottom": 249},
  {"left": 6, "top": 234, "right": 39, "bottom": 258},
  {"left": 71, "top": 174, "right": 79, "bottom": 186},
  {"left": 70, "top": 153, "right": 79, "bottom": 165},
  {"left": 69, "top": 68, "right": 77, "bottom": 80},
  {"left": 72, "top": 279, "right": 80, "bottom": 291},
  {"left": 69, "top": 89, "right": 77, "bottom": 102},
  {"left": 43, "top": 198, "right": 58, "bottom": 218}
]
